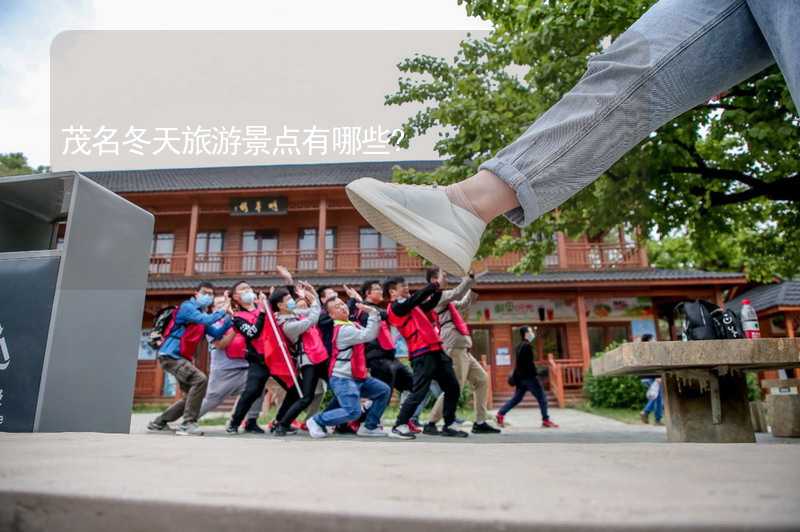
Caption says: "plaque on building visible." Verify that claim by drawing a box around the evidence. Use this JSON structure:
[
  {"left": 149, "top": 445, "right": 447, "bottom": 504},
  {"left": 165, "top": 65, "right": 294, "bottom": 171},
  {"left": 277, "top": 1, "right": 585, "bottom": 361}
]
[{"left": 230, "top": 197, "right": 288, "bottom": 216}]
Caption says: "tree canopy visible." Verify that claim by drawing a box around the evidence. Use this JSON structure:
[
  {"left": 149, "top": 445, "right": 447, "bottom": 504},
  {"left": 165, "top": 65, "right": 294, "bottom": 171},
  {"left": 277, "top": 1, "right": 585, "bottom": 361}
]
[{"left": 387, "top": 0, "right": 799, "bottom": 282}]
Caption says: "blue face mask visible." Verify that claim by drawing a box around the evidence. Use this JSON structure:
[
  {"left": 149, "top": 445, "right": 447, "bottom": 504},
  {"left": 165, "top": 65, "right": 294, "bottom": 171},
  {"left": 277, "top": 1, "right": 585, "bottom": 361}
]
[
  {"left": 286, "top": 299, "right": 297, "bottom": 312},
  {"left": 240, "top": 290, "right": 256, "bottom": 305},
  {"left": 196, "top": 294, "right": 213, "bottom": 308}
]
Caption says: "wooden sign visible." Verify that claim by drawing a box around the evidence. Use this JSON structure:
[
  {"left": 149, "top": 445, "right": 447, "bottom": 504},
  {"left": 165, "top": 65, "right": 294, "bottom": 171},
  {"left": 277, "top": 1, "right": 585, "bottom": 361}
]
[{"left": 230, "top": 197, "right": 288, "bottom": 216}]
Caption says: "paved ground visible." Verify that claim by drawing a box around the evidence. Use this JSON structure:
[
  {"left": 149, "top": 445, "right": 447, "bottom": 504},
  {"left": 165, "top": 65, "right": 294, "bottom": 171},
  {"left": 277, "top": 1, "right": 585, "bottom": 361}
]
[{"left": 2, "top": 408, "right": 798, "bottom": 531}]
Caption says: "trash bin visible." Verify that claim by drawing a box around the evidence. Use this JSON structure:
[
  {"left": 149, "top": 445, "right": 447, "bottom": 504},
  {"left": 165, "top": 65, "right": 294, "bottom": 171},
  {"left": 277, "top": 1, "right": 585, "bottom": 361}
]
[{"left": 0, "top": 171, "right": 153, "bottom": 433}]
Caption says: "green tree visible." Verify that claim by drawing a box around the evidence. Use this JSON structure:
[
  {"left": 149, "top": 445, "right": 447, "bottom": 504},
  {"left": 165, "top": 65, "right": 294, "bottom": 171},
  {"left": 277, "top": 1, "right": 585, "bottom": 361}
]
[
  {"left": 387, "top": 0, "right": 799, "bottom": 282},
  {"left": 0, "top": 153, "right": 49, "bottom": 177}
]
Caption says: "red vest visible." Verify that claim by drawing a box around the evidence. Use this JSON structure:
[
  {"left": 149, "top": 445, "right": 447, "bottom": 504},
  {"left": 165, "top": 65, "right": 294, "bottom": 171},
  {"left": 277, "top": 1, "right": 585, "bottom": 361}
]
[
  {"left": 388, "top": 304, "right": 442, "bottom": 359},
  {"left": 162, "top": 309, "right": 205, "bottom": 362},
  {"left": 446, "top": 303, "right": 471, "bottom": 336},
  {"left": 225, "top": 309, "right": 259, "bottom": 359},
  {"left": 229, "top": 307, "right": 296, "bottom": 388},
  {"left": 376, "top": 321, "right": 396, "bottom": 351},
  {"left": 297, "top": 317, "right": 329, "bottom": 365},
  {"left": 329, "top": 323, "right": 368, "bottom": 380}
]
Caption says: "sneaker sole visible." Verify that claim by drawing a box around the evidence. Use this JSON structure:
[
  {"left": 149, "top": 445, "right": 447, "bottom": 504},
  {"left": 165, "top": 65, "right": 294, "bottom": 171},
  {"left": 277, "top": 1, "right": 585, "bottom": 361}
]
[
  {"left": 357, "top": 432, "right": 388, "bottom": 437},
  {"left": 388, "top": 433, "right": 416, "bottom": 440},
  {"left": 346, "top": 178, "right": 472, "bottom": 276}
]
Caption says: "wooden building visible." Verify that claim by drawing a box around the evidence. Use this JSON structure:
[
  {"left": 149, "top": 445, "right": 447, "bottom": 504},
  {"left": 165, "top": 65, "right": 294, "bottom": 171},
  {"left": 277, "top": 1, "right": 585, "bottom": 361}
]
[{"left": 81, "top": 161, "right": 748, "bottom": 407}]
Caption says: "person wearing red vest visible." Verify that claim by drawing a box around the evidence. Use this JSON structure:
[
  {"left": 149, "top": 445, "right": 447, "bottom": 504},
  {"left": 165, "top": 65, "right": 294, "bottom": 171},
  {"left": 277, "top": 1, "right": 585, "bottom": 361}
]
[
  {"left": 306, "top": 297, "right": 405, "bottom": 439},
  {"left": 147, "top": 281, "right": 229, "bottom": 437},
  {"left": 226, "top": 280, "right": 297, "bottom": 435},
  {"left": 385, "top": 276, "right": 467, "bottom": 438},
  {"left": 424, "top": 267, "right": 501, "bottom": 435},
  {"left": 270, "top": 282, "right": 328, "bottom": 436},
  {"left": 346, "top": 280, "right": 414, "bottom": 406}
]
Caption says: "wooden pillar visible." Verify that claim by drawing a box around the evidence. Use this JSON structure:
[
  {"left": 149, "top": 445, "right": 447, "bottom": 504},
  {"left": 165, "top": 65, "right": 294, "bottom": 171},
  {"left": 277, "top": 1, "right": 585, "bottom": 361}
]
[
  {"left": 185, "top": 203, "right": 199, "bottom": 276},
  {"left": 317, "top": 198, "right": 327, "bottom": 273},
  {"left": 636, "top": 226, "right": 649, "bottom": 267},
  {"left": 556, "top": 231, "right": 568, "bottom": 268},
  {"left": 787, "top": 313, "right": 797, "bottom": 378},
  {"left": 576, "top": 294, "right": 591, "bottom": 369}
]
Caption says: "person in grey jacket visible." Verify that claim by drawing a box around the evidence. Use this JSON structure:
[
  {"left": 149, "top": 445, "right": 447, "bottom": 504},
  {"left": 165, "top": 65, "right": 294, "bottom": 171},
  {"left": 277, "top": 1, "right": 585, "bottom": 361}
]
[{"left": 424, "top": 268, "right": 500, "bottom": 435}]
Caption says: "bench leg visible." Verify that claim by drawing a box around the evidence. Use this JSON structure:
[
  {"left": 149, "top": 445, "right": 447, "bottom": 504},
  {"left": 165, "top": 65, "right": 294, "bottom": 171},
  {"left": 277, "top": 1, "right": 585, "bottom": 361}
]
[{"left": 663, "top": 370, "right": 755, "bottom": 443}]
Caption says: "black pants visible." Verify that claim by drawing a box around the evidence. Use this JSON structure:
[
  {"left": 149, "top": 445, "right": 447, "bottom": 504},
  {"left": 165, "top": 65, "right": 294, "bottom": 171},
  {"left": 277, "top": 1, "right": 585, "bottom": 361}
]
[
  {"left": 395, "top": 350, "right": 460, "bottom": 427},
  {"left": 230, "top": 362, "right": 287, "bottom": 427},
  {"left": 276, "top": 362, "right": 328, "bottom": 428},
  {"left": 498, "top": 377, "right": 549, "bottom": 420},
  {"left": 368, "top": 357, "right": 413, "bottom": 394}
]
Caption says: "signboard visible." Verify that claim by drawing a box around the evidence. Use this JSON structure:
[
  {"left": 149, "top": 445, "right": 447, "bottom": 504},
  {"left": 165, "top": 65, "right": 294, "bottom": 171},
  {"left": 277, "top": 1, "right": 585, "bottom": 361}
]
[
  {"left": 0, "top": 255, "right": 60, "bottom": 432},
  {"left": 230, "top": 197, "right": 288, "bottom": 216},
  {"left": 585, "top": 297, "right": 653, "bottom": 320},
  {"left": 495, "top": 347, "right": 511, "bottom": 366},
  {"left": 468, "top": 298, "right": 577, "bottom": 324},
  {"left": 631, "top": 319, "right": 657, "bottom": 340}
]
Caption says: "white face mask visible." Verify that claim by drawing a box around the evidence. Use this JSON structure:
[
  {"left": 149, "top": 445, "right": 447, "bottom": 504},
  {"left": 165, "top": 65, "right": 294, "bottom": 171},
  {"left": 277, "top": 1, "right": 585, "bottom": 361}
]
[{"left": 240, "top": 290, "right": 256, "bottom": 305}]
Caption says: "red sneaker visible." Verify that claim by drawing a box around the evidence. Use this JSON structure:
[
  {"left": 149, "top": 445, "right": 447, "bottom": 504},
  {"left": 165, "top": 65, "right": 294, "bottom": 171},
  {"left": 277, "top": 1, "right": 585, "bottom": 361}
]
[
  {"left": 542, "top": 419, "right": 559, "bottom": 428},
  {"left": 407, "top": 420, "right": 423, "bottom": 434},
  {"left": 347, "top": 420, "right": 361, "bottom": 433},
  {"left": 495, "top": 413, "right": 505, "bottom": 428},
  {"left": 298, "top": 421, "right": 308, "bottom": 432},
  {"left": 291, "top": 420, "right": 304, "bottom": 431}
]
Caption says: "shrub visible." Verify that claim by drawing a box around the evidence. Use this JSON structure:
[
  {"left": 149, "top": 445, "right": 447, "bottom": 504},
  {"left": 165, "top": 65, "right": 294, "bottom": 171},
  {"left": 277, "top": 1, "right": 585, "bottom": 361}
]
[{"left": 584, "top": 341, "right": 647, "bottom": 410}]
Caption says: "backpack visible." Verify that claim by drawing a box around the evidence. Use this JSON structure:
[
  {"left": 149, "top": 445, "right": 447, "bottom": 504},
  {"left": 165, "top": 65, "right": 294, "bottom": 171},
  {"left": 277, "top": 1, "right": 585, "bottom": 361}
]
[
  {"left": 675, "top": 300, "right": 744, "bottom": 341},
  {"left": 148, "top": 306, "right": 178, "bottom": 350}
]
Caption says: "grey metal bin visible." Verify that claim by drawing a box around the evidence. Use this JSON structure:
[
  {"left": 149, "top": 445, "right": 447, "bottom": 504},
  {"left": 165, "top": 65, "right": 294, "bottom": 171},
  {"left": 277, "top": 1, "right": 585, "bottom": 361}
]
[{"left": 0, "top": 171, "right": 153, "bottom": 433}]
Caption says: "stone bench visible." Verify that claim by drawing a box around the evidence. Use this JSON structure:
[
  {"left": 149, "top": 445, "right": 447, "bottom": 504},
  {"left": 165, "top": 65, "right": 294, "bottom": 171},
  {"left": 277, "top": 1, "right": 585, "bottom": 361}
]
[
  {"left": 760, "top": 379, "right": 800, "bottom": 437},
  {"left": 591, "top": 338, "right": 800, "bottom": 443}
]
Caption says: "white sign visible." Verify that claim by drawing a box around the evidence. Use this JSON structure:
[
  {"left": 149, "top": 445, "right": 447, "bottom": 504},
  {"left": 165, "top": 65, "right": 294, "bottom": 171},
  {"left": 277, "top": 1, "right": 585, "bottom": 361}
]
[
  {"left": 495, "top": 347, "right": 511, "bottom": 366},
  {"left": 468, "top": 299, "right": 577, "bottom": 324}
]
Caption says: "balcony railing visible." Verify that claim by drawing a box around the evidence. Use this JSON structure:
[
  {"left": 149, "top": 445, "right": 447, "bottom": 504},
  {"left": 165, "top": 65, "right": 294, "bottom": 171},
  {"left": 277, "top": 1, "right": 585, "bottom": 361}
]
[{"left": 148, "top": 242, "right": 646, "bottom": 277}]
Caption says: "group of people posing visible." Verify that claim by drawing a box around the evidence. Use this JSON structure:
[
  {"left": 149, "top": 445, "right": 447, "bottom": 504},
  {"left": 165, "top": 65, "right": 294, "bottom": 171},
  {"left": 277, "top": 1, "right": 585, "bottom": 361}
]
[{"left": 147, "top": 265, "right": 556, "bottom": 439}]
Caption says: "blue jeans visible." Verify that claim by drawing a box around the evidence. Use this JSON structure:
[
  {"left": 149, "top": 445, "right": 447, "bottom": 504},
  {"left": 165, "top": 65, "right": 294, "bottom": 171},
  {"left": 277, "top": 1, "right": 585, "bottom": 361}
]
[
  {"left": 480, "top": 0, "right": 798, "bottom": 227},
  {"left": 643, "top": 394, "right": 664, "bottom": 422},
  {"left": 498, "top": 377, "right": 549, "bottom": 421},
  {"left": 315, "top": 376, "right": 390, "bottom": 430}
]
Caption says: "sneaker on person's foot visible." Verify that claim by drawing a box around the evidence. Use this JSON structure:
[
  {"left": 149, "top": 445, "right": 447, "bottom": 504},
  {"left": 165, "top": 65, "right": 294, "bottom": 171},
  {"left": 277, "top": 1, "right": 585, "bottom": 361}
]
[
  {"left": 345, "top": 178, "right": 485, "bottom": 276},
  {"left": 440, "top": 425, "right": 469, "bottom": 438},
  {"left": 407, "top": 419, "right": 423, "bottom": 434},
  {"left": 472, "top": 421, "right": 501, "bottom": 434},
  {"left": 225, "top": 422, "right": 239, "bottom": 435},
  {"left": 175, "top": 422, "right": 204, "bottom": 436},
  {"left": 654, "top": 420, "right": 664, "bottom": 426},
  {"left": 306, "top": 417, "right": 327, "bottom": 439},
  {"left": 640, "top": 411, "right": 649, "bottom": 424},
  {"left": 147, "top": 420, "right": 169, "bottom": 432},
  {"left": 357, "top": 425, "right": 387, "bottom": 437},
  {"left": 495, "top": 413, "right": 505, "bottom": 428},
  {"left": 422, "top": 422, "right": 440, "bottom": 436},
  {"left": 390, "top": 425, "right": 416, "bottom": 440},
  {"left": 299, "top": 421, "right": 308, "bottom": 432},
  {"left": 291, "top": 420, "right": 304, "bottom": 431},
  {"left": 244, "top": 419, "right": 265, "bottom": 434},
  {"left": 273, "top": 424, "right": 294, "bottom": 437},
  {"left": 542, "top": 419, "right": 559, "bottom": 428}
]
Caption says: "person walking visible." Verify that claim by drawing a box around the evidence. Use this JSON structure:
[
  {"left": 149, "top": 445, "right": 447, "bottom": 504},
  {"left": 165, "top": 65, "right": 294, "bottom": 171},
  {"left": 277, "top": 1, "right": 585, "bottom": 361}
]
[{"left": 496, "top": 326, "right": 559, "bottom": 429}]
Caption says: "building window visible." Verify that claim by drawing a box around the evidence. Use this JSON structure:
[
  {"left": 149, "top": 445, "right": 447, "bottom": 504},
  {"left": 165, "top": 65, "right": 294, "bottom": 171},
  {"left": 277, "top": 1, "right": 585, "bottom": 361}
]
[
  {"left": 359, "top": 227, "right": 397, "bottom": 270},
  {"left": 241, "top": 230, "right": 278, "bottom": 273},
  {"left": 511, "top": 325, "right": 567, "bottom": 363},
  {"left": 588, "top": 323, "right": 630, "bottom": 357},
  {"left": 195, "top": 231, "right": 224, "bottom": 273},
  {"left": 149, "top": 233, "right": 175, "bottom": 274},
  {"left": 297, "top": 228, "right": 335, "bottom": 271}
]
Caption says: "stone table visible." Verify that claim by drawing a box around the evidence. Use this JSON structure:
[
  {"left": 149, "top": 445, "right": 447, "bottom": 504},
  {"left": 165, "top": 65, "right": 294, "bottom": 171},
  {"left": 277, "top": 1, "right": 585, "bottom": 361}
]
[{"left": 591, "top": 338, "right": 800, "bottom": 443}]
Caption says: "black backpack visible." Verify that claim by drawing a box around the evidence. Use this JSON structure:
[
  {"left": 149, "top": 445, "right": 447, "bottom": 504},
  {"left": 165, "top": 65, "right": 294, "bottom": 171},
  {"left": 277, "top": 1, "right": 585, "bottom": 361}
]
[
  {"left": 675, "top": 300, "right": 744, "bottom": 340},
  {"left": 148, "top": 305, "right": 178, "bottom": 350}
]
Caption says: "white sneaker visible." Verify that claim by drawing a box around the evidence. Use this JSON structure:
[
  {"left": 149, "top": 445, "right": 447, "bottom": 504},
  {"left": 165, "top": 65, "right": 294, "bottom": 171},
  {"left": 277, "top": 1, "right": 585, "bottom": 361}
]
[
  {"left": 345, "top": 178, "right": 485, "bottom": 276},
  {"left": 389, "top": 424, "right": 416, "bottom": 440},
  {"left": 175, "top": 422, "right": 204, "bottom": 436},
  {"left": 306, "top": 416, "right": 327, "bottom": 439},
  {"left": 357, "top": 424, "right": 387, "bottom": 438}
]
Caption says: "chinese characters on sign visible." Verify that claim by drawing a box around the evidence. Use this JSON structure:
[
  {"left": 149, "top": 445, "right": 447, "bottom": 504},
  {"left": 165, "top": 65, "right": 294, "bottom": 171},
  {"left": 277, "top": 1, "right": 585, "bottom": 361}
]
[
  {"left": 230, "top": 197, "right": 288, "bottom": 216},
  {"left": 60, "top": 124, "right": 405, "bottom": 158}
]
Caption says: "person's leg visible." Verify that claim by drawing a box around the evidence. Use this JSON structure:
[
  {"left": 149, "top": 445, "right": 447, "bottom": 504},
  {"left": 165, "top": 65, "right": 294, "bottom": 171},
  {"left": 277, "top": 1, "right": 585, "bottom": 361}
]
[
  {"left": 527, "top": 377, "right": 550, "bottom": 422},
  {"left": 152, "top": 357, "right": 188, "bottom": 425},
  {"left": 391, "top": 360, "right": 414, "bottom": 395},
  {"left": 198, "top": 368, "right": 240, "bottom": 419},
  {"left": 466, "top": 353, "right": 490, "bottom": 424},
  {"left": 745, "top": 0, "right": 800, "bottom": 109},
  {"left": 498, "top": 385, "right": 526, "bottom": 416},
  {"left": 315, "top": 377, "right": 362, "bottom": 428},
  {"left": 180, "top": 362, "right": 208, "bottom": 425},
  {"left": 433, "top": 351, "right": 462, "bottom": 428},
  {"left": 367, "top": 358, "right": 394, "bottom": 389},
  {"left": 359, "top": 377, "right": 392, "bottom": 430},
  {"left": 395, "top": 354, "right": 437, "bottom": 427},
  {"left": 429, "top": 348, "right": 468, "bottom": 424},
  {"left": 654, "top": 393, "right": 665, "bottom": 423},
  {"left": 229, "top": 363, "right": 269, "bottom": 428},
  {"left": 346, "top": 0, "right": 778, "bottom": 276},
  {"left": 304, "top": 374, "right": 327, "bottom": 419},
  {"left": 275, "top": 380, "right": 299, "bottom": 424},
  {"left": 277, "top": 364, "right": 318, "bottom": 428}
]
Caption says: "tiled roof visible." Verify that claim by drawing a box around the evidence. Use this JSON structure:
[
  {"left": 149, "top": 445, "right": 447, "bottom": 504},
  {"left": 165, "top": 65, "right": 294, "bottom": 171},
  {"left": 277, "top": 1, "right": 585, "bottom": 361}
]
[
  {"left": 147, "top": 269, "right": 744, "bottom": 292},
  {"left": 727, "top": 281, "right": 800, "bottom": 313},
  {"left": 81, "top": 160, "right": 442, "bottom": 193}
]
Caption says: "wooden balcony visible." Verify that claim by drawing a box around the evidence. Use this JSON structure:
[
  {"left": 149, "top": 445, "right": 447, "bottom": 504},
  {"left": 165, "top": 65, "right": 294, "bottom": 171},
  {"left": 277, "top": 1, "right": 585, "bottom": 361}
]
[{"left": 148, "top": 242, "right": 647, "bottom": 278}]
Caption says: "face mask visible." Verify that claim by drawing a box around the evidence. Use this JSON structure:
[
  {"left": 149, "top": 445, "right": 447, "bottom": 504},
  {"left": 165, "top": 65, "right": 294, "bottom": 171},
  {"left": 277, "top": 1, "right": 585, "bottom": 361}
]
[
  {"left": 196, "top": 294, "right": 213, "bottom": 308},
  {"left": 240, "top": 290, "right": 256, "bottom": 305},
  {"left": 286, "top": 299, "right": 297, "bottom": 312}
]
